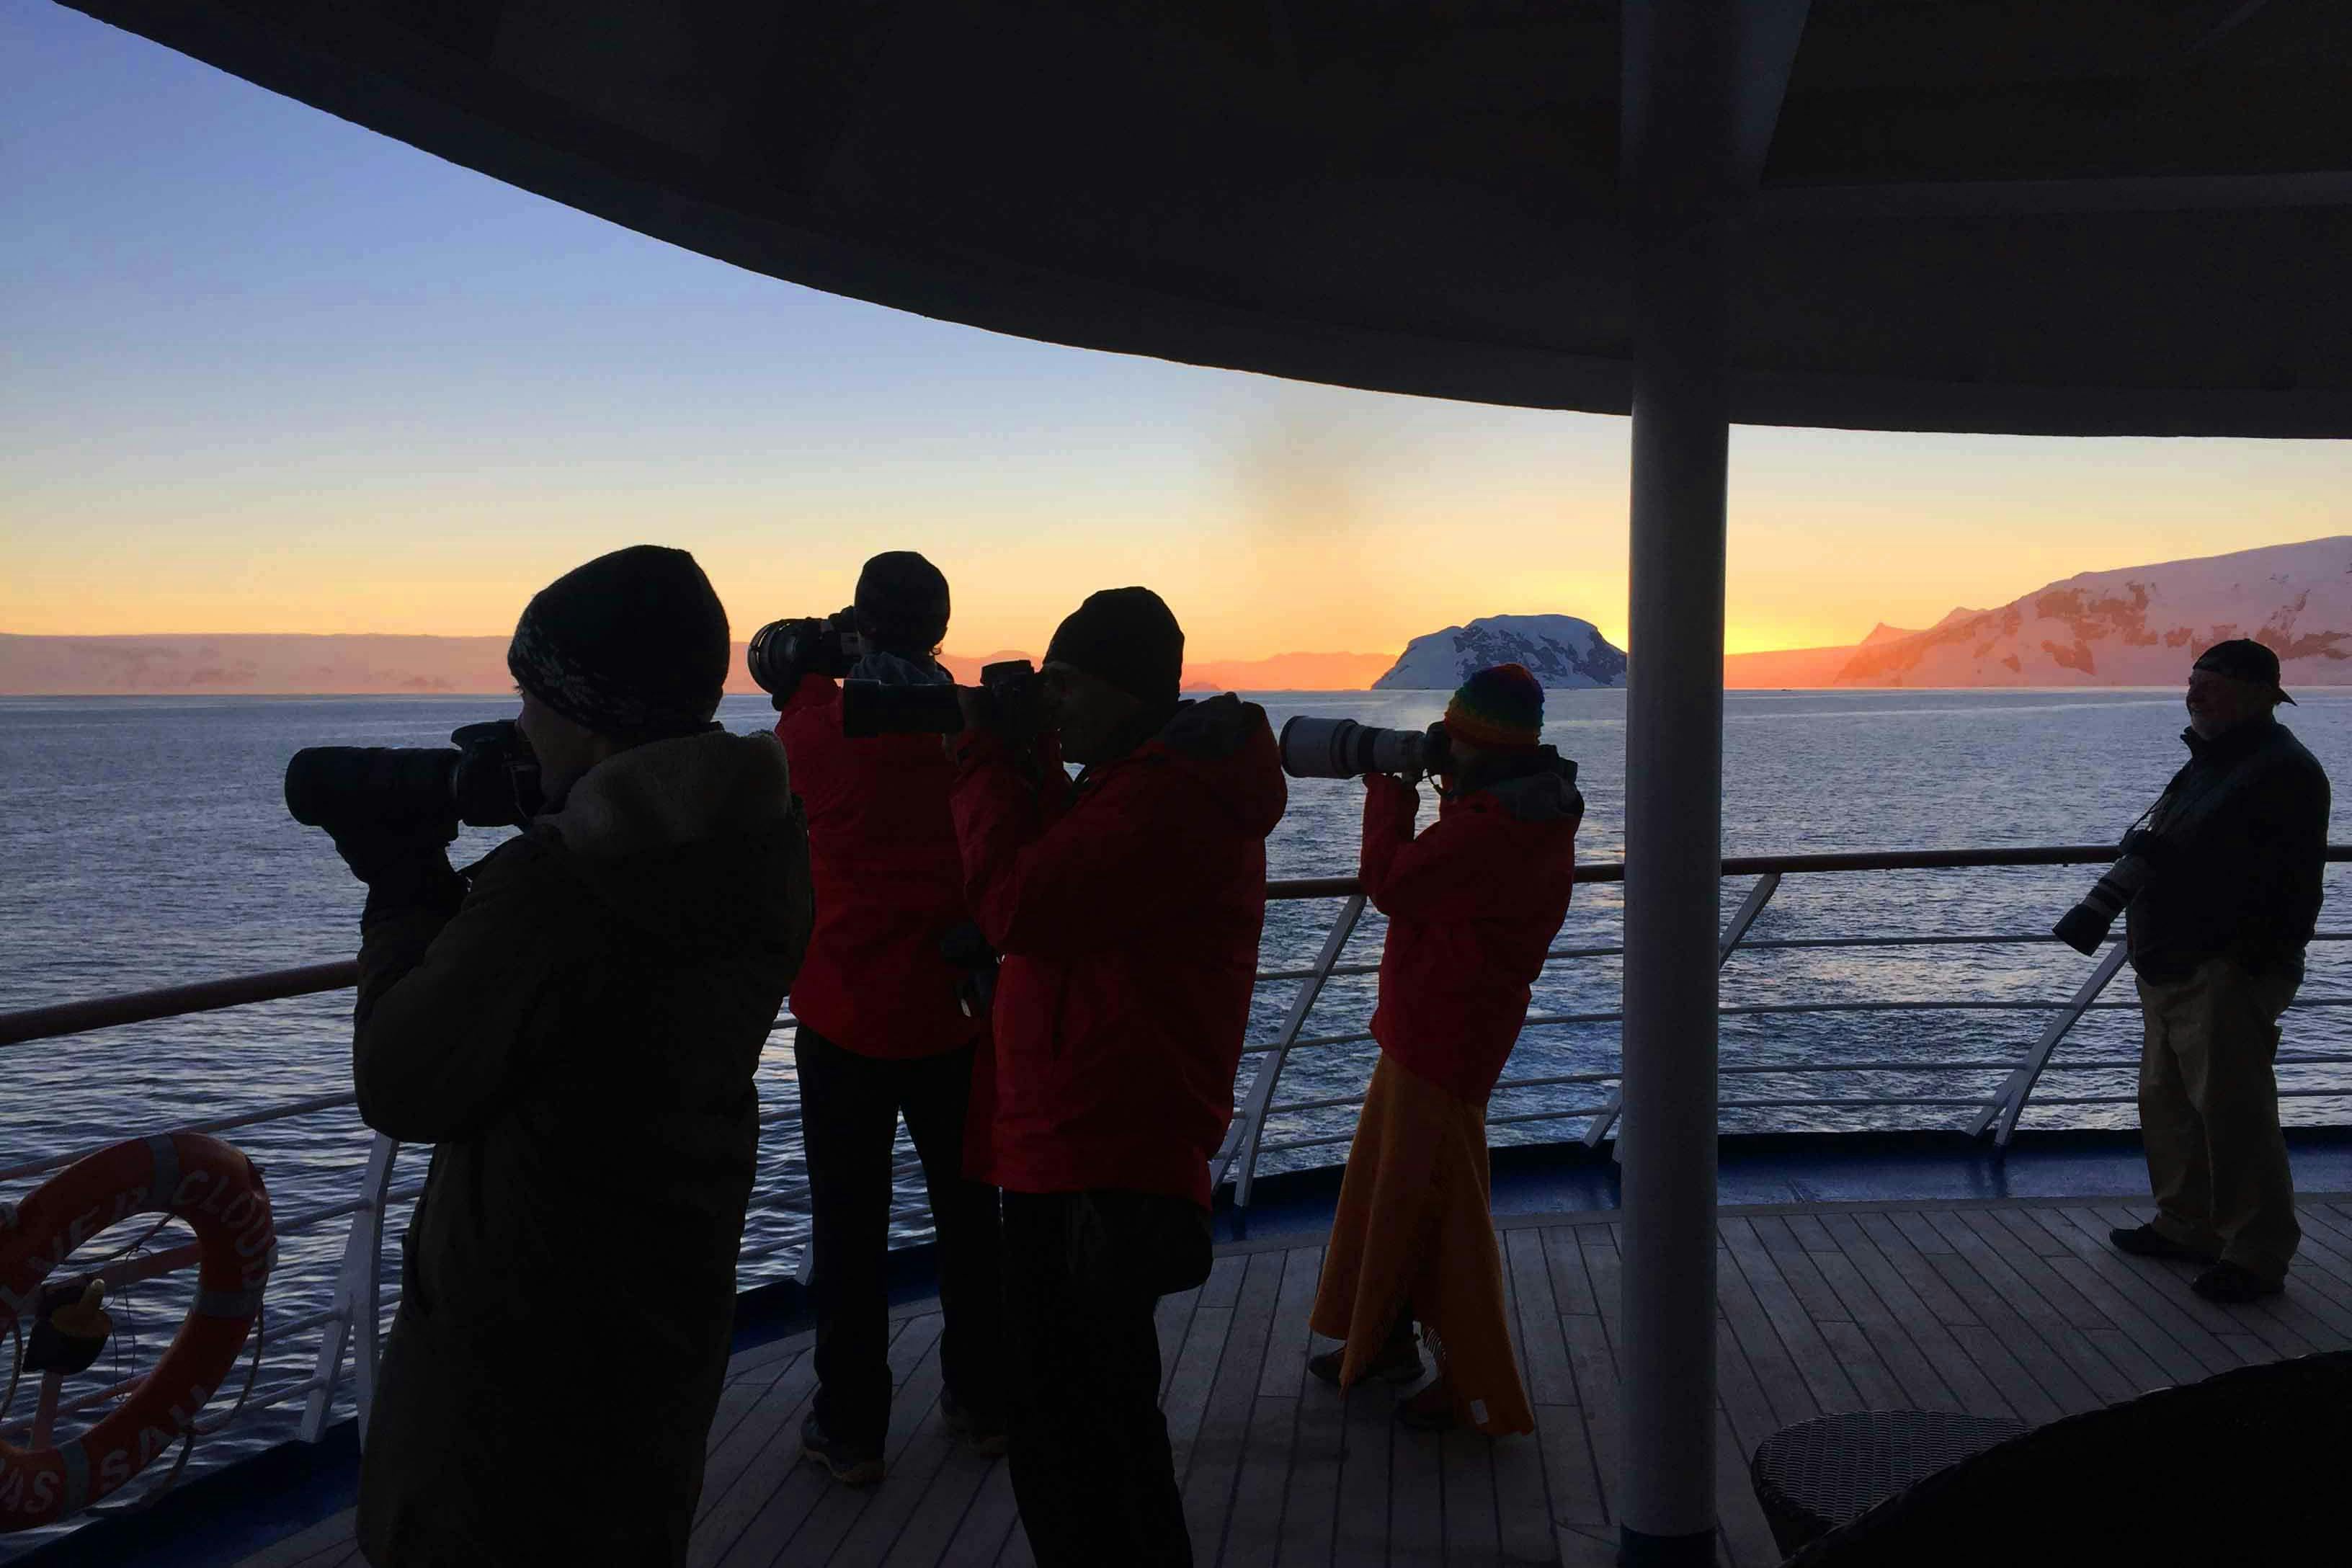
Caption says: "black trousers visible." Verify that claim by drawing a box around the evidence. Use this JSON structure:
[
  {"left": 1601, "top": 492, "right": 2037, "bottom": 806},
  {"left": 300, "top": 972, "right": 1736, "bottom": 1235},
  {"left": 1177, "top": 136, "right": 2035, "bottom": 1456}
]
[
  {"left": 796, "top": 1025, "right": 1004, "bottom": 1451},
  {"left": 1002, "top": 1188, "right": 1210, "bottom": 1568}
]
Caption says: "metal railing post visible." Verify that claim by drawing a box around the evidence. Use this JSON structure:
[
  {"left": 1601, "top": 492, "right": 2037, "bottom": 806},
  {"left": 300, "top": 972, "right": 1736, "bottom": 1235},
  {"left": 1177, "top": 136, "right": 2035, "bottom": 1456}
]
[
  {"left": 1587, "top": 872, "right": 1781, "bottom": 1151},
  {"left": 1972, "top": 941, "right": 2132, "bottom": 1146},
  {"left": 303, "top": 1133, "right": 398, "bottom": 1444},
  {"left": 1580, "top": 1090, "right": 1623, "bottom": 1149},
  {"left": 1718, "top": 873, "right": 1781, "bottom": 964},
  {"left": 1219, "top": 893, "right": 1368, "bottom": 1210}
]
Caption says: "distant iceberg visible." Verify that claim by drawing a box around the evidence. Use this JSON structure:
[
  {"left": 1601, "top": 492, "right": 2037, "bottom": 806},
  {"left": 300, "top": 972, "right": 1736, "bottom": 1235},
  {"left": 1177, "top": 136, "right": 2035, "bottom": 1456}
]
[{"left": 1373, "top": 615, "right": 1628, "bottom": 690}]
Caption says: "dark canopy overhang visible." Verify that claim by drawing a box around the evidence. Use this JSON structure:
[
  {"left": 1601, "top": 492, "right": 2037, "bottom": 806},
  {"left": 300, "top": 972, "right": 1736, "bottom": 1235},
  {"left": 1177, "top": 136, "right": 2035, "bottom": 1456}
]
[{"left": 60, "top": 0, "right": 2352, "bottom": 436}]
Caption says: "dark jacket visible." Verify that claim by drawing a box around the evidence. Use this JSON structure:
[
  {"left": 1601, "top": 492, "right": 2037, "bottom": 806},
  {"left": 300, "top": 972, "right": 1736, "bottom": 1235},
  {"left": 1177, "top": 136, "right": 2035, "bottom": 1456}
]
[
  {"left": 951, "top": 695, "right": 1287, "bottom": 1207},
  {"left": 352, "top": 731, "right": 811, "bottom": 1567},
  {"left": 2126, "top": 717, "right": 2329, "bottom": 983},
  {"left": 774, "top": 673, "right": 984, "bottom": 1058},
  {"left": 1363, "top": 768, "right": 1580, "bottom": 1103}
]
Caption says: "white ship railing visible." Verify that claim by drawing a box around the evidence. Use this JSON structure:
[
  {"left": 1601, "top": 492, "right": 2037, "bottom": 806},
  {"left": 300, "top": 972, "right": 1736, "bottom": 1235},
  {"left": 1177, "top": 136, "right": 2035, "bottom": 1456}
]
[
  {"left": 4, "top": 843, "right": 2350, "bottom": 1477},
  {"left": 1215, "top": 847, "right": 2352, "bottom": 1207}
]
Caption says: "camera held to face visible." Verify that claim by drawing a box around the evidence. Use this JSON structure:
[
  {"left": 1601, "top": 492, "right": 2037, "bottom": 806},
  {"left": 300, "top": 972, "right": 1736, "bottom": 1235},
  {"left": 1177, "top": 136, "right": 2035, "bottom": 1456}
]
[
  {"left": 285, "top": 720, "right": 543, "bottom": 834},
  {"left": 746, "top": 608, "right": 865, "bottom": 695},
  {"left": 839, "top": 659, "right": 1045, "bottom": 739},
  {"left": 1278, "top": 716, "right": 1456, "bottom": 780}
]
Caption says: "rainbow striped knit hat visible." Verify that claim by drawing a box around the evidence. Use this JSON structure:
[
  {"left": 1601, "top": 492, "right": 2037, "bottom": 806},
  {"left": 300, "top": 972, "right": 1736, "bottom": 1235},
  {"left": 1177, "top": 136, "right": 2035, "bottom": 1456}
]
[{"left": 1443, "top": 662, "right": 1545, "bottom": 749}]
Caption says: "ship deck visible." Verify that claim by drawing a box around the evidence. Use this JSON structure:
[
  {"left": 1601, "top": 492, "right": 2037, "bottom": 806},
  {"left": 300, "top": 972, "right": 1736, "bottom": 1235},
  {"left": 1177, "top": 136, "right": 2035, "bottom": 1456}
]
[{"left": 229, "top": 1190, "right": 2352, "bottom": 1568}]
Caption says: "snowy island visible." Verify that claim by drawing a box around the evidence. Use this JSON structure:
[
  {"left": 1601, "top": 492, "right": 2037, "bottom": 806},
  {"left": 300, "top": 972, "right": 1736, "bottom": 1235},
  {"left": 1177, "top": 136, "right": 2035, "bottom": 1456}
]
[{"left": 1372, "top": 615, "right": 1628, "bottom": 691}]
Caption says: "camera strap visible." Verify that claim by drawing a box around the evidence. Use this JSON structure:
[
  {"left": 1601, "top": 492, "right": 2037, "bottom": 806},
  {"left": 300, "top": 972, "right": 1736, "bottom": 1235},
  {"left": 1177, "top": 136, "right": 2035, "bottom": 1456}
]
[{"left": 2139, "top": 736, "right": 2276, "bottom": 849}]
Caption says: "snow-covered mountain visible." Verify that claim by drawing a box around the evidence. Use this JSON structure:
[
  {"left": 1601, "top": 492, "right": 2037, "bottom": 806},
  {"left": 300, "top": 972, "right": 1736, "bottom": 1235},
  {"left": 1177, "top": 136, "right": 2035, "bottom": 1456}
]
[
  {"left": 1833, "top": 537, "right": 2352, "bottom": 687},
  {"left": 1373, "top": 615, "right": 1627, "bottom": 690}
]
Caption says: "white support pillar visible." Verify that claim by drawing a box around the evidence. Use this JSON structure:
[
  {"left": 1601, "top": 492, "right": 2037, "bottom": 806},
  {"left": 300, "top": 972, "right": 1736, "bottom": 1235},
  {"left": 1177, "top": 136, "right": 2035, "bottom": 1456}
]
[{"left": 1617, "top": 2, "right": 1744, "bottom": 1561}]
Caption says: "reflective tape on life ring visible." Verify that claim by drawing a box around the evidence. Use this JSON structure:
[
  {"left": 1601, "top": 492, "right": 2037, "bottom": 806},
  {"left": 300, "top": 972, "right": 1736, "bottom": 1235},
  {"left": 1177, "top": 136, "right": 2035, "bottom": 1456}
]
[{"left": 0, "top": 1132, "right": 275, "bottom": 1529}]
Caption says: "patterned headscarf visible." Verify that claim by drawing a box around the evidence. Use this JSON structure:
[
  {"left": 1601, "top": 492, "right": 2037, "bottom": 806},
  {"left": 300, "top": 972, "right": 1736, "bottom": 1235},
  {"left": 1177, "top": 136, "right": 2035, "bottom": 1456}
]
[{"left": 507, "top": 545, "right": 730, "bottom": 740}]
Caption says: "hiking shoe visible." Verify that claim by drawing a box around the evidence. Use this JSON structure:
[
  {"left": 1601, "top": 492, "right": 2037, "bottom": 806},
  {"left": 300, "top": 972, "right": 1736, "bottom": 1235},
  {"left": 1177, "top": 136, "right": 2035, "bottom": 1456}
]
[
  {"left": 940, "top": 1386, "right": 1007, "bottom": 1458},
  {"left": 1395, "top": 1384, "right": 1457, "bottom": 1433},
  {"left": 1308, "top": 1339, "right": 1423, "bottom": 1389},
  {"left": 2108, "top": 1224, "right": 2218, "bottom": 1265},
  {"left": 2191, "top": 1261, "right": 2284, "bottom": 1304},
  {"left": 801, "top": 1411, "right": 885, "bottom": 1486}
]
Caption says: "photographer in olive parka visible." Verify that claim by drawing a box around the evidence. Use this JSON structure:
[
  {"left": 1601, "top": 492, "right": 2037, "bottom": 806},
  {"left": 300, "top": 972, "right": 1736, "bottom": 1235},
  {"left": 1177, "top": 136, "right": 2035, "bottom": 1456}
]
[{"left": 336, "top": 547, "right": 812, "bottom": 1566}]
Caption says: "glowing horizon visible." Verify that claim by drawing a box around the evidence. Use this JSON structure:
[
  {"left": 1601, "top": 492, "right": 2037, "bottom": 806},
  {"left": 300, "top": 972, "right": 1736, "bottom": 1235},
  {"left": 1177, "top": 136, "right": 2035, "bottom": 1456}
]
[{"left": 6, "top": 3, "right": 2351, "bottom": 667}]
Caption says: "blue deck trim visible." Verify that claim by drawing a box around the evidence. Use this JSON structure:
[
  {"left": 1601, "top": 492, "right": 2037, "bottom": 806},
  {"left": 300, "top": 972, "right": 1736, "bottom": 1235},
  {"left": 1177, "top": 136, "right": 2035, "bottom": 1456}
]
[
  {"left": 6, "top": 1423, "right": 359, "bottom": 1568},
  {"left": 1217, "top": 1126, "right": 2352, "bottom": 1248},
  {"left": 17, "top": 1127, "right": 2352, "bottom": 1567}
]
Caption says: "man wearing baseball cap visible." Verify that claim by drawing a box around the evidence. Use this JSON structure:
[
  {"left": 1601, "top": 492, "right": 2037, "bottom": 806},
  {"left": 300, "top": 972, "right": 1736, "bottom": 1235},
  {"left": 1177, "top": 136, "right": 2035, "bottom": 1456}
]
[{"left": 2099, "top": 638, "right": 2330, "bottom": 1301}]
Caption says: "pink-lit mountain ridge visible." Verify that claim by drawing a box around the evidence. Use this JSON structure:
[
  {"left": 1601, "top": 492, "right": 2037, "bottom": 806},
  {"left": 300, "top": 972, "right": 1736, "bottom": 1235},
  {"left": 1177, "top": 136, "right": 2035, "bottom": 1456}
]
[
  {"left": 10, "top": 539, "right": 2348, "bottom": 696},
  {"left": 1826, "top": 537, "right": 2352, "bottom": 688}
]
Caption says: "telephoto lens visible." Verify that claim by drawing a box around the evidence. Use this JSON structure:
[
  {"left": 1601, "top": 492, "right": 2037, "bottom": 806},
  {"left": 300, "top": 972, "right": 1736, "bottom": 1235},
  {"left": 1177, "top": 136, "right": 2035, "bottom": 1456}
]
[
  {"left": 839, "top": 682, "right": 966, "bottom": 737},
  {"left": 745, "top": 611, "right": 863, "bottom": 696},
  {"left": 2054, "top": 848, "right": 2155, "bottom": 956},
  {"left": 1276, "top": 716, "right": 1436, "bottom": 780},
  {"left": 284, "top": 721, "right": 542, "bottom": 834},
  {"left": 839, "top": 659, "right": 1043, "bottom": 739},
  {"left": 285, "top": 747, "right": 461, "bottom": 832}
]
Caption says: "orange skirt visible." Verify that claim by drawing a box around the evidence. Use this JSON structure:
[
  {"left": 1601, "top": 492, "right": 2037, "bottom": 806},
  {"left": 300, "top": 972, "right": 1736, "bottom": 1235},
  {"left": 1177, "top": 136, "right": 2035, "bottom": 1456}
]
[{"left": 1308, "top": 1051, "right": 1533, "bottom": 1437}]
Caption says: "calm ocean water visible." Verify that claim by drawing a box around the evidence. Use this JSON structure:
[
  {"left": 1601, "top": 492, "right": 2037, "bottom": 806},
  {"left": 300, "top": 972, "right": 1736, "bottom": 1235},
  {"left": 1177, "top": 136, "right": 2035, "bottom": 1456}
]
[{"left": 4, "top": 687, "right": 2350, "bottom": 1515}]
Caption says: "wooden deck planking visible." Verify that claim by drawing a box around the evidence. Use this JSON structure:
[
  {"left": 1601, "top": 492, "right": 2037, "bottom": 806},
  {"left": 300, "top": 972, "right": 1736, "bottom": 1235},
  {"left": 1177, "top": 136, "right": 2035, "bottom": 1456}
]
[
  {"left": 1329, "top": 1346, "right": 1397, "bottom": 1567},
  {"left": 1224, "top": 1246, "right": 1317, "bottom": 1564},
  {"left": 1276, "top": 1250, "right": 1347, "bottom": 1568},
  {"left": 231, "top": 1508, "right": 360, "bottom": 1568},
  {"left": 1494, "top": 1231, "right": 1564, "bottom": 1564},
  {"left": 1712, "top": 1234, "right": 1822, "bottom": 1428},
  {"left": 1802, "top": 1241, "right": 1963, "bottom": 1412},
  {"left": 232, "top": 1193, "right": 2352, "bottom": 1568},
  {"left": 1720, "top": 1218, "right": 1868, "bottom": 1415},
  {"left": 718, "top": 1314, "right": 948, "bottom": 1568},
  {"left": 1920, "top": 1210, "right": 2136, "bottom": 1408},
  {"left": 1712, "top": 1406, "right": 1783, "bottom": 1568},
  {"left": 1386, "top": 1382, "right": 1446, "bottom": 1568},
  {"left": 1180, "top": 1249, "right": 1286, "bottom": 1560},
  {"left": 930, "top": 1463, "right": 1020, "bottom": 1568}
]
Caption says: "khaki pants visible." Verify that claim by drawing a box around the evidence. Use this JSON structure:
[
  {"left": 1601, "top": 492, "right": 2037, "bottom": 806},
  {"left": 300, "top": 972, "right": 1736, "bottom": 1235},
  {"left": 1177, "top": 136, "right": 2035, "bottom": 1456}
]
[{"left": 2137, "top": 957, "right": 2301, "bottom": 1282}]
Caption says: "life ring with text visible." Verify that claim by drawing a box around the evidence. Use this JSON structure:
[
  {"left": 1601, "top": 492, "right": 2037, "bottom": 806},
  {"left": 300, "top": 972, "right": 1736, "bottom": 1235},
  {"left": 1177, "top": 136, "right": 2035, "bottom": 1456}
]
[{"left": 0, "top": 1133, "right": 274, "bottom": 1528}]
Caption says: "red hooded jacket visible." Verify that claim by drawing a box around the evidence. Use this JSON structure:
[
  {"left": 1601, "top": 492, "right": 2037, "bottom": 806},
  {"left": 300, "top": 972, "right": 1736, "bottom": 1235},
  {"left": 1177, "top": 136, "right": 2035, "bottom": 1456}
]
[
  {"left": 1362, "top": 769, "right": 1580, "bottom": 1103},
  {"left": 774, "top": 674, "right": 984, "bottom": 1059},
  {"left": 951, "top": 695, "right": 1287, "bottom": 1207}
]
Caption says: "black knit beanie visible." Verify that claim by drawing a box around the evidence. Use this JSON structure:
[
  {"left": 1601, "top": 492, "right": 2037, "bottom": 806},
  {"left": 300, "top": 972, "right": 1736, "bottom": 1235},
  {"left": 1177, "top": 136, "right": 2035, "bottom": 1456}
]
[
  {"left": 855, "top": 551, "right": 952, "bottom": 652},
  {"left": 507, "top": 545, "right": 730, "bottom": 740},
  {"left": 1044, "top": 587, "right": 1185, "bottom": 710}
]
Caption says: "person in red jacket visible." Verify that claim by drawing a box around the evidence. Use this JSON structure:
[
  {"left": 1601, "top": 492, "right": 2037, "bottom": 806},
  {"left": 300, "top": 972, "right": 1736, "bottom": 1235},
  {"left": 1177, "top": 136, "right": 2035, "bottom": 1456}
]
[
  {"left": 1308, "top": 663, "right": 1581, "bottom": 1435},
  {"left": 949, "top": 587, "right": 1286, "bottom": 1568},
  {"left": 772, "top": 552, "right": 1004, "bottom": 1484}
]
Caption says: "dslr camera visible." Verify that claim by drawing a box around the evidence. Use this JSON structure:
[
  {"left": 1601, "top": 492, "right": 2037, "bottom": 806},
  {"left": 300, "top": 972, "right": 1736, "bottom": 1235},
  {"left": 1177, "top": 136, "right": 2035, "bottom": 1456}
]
[
  {"left": 839, "top": 659, "right": 1045, "bottom": 739},
  {"left": 746, "top": 607, "right": 865, "bottom": 697},
  {"left": 2054, "top": 829, "right": 2160, "bottom": 955},
  {"left": 285, "top": 721, "right": 543, "bottom": 835}
]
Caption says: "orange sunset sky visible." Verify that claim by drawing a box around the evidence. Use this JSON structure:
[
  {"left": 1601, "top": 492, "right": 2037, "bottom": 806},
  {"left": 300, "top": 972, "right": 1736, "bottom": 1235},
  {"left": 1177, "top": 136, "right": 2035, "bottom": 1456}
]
[{"left": 7, "top": 3, "right": 2352, "bottom": 669}]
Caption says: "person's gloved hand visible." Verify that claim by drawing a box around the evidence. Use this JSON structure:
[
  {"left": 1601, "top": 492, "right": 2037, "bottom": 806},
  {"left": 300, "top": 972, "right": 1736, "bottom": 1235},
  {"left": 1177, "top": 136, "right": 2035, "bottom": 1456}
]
[{"left": 331, "top": 819, "right": 466, "bottom": 923}]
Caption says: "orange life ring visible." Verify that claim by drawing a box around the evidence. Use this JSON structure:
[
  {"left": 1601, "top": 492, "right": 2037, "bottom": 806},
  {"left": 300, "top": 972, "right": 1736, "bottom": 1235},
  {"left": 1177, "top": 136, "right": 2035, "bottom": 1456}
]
[{"left": 0, "top": 1133, "right": 274, "bottom": 1529}]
